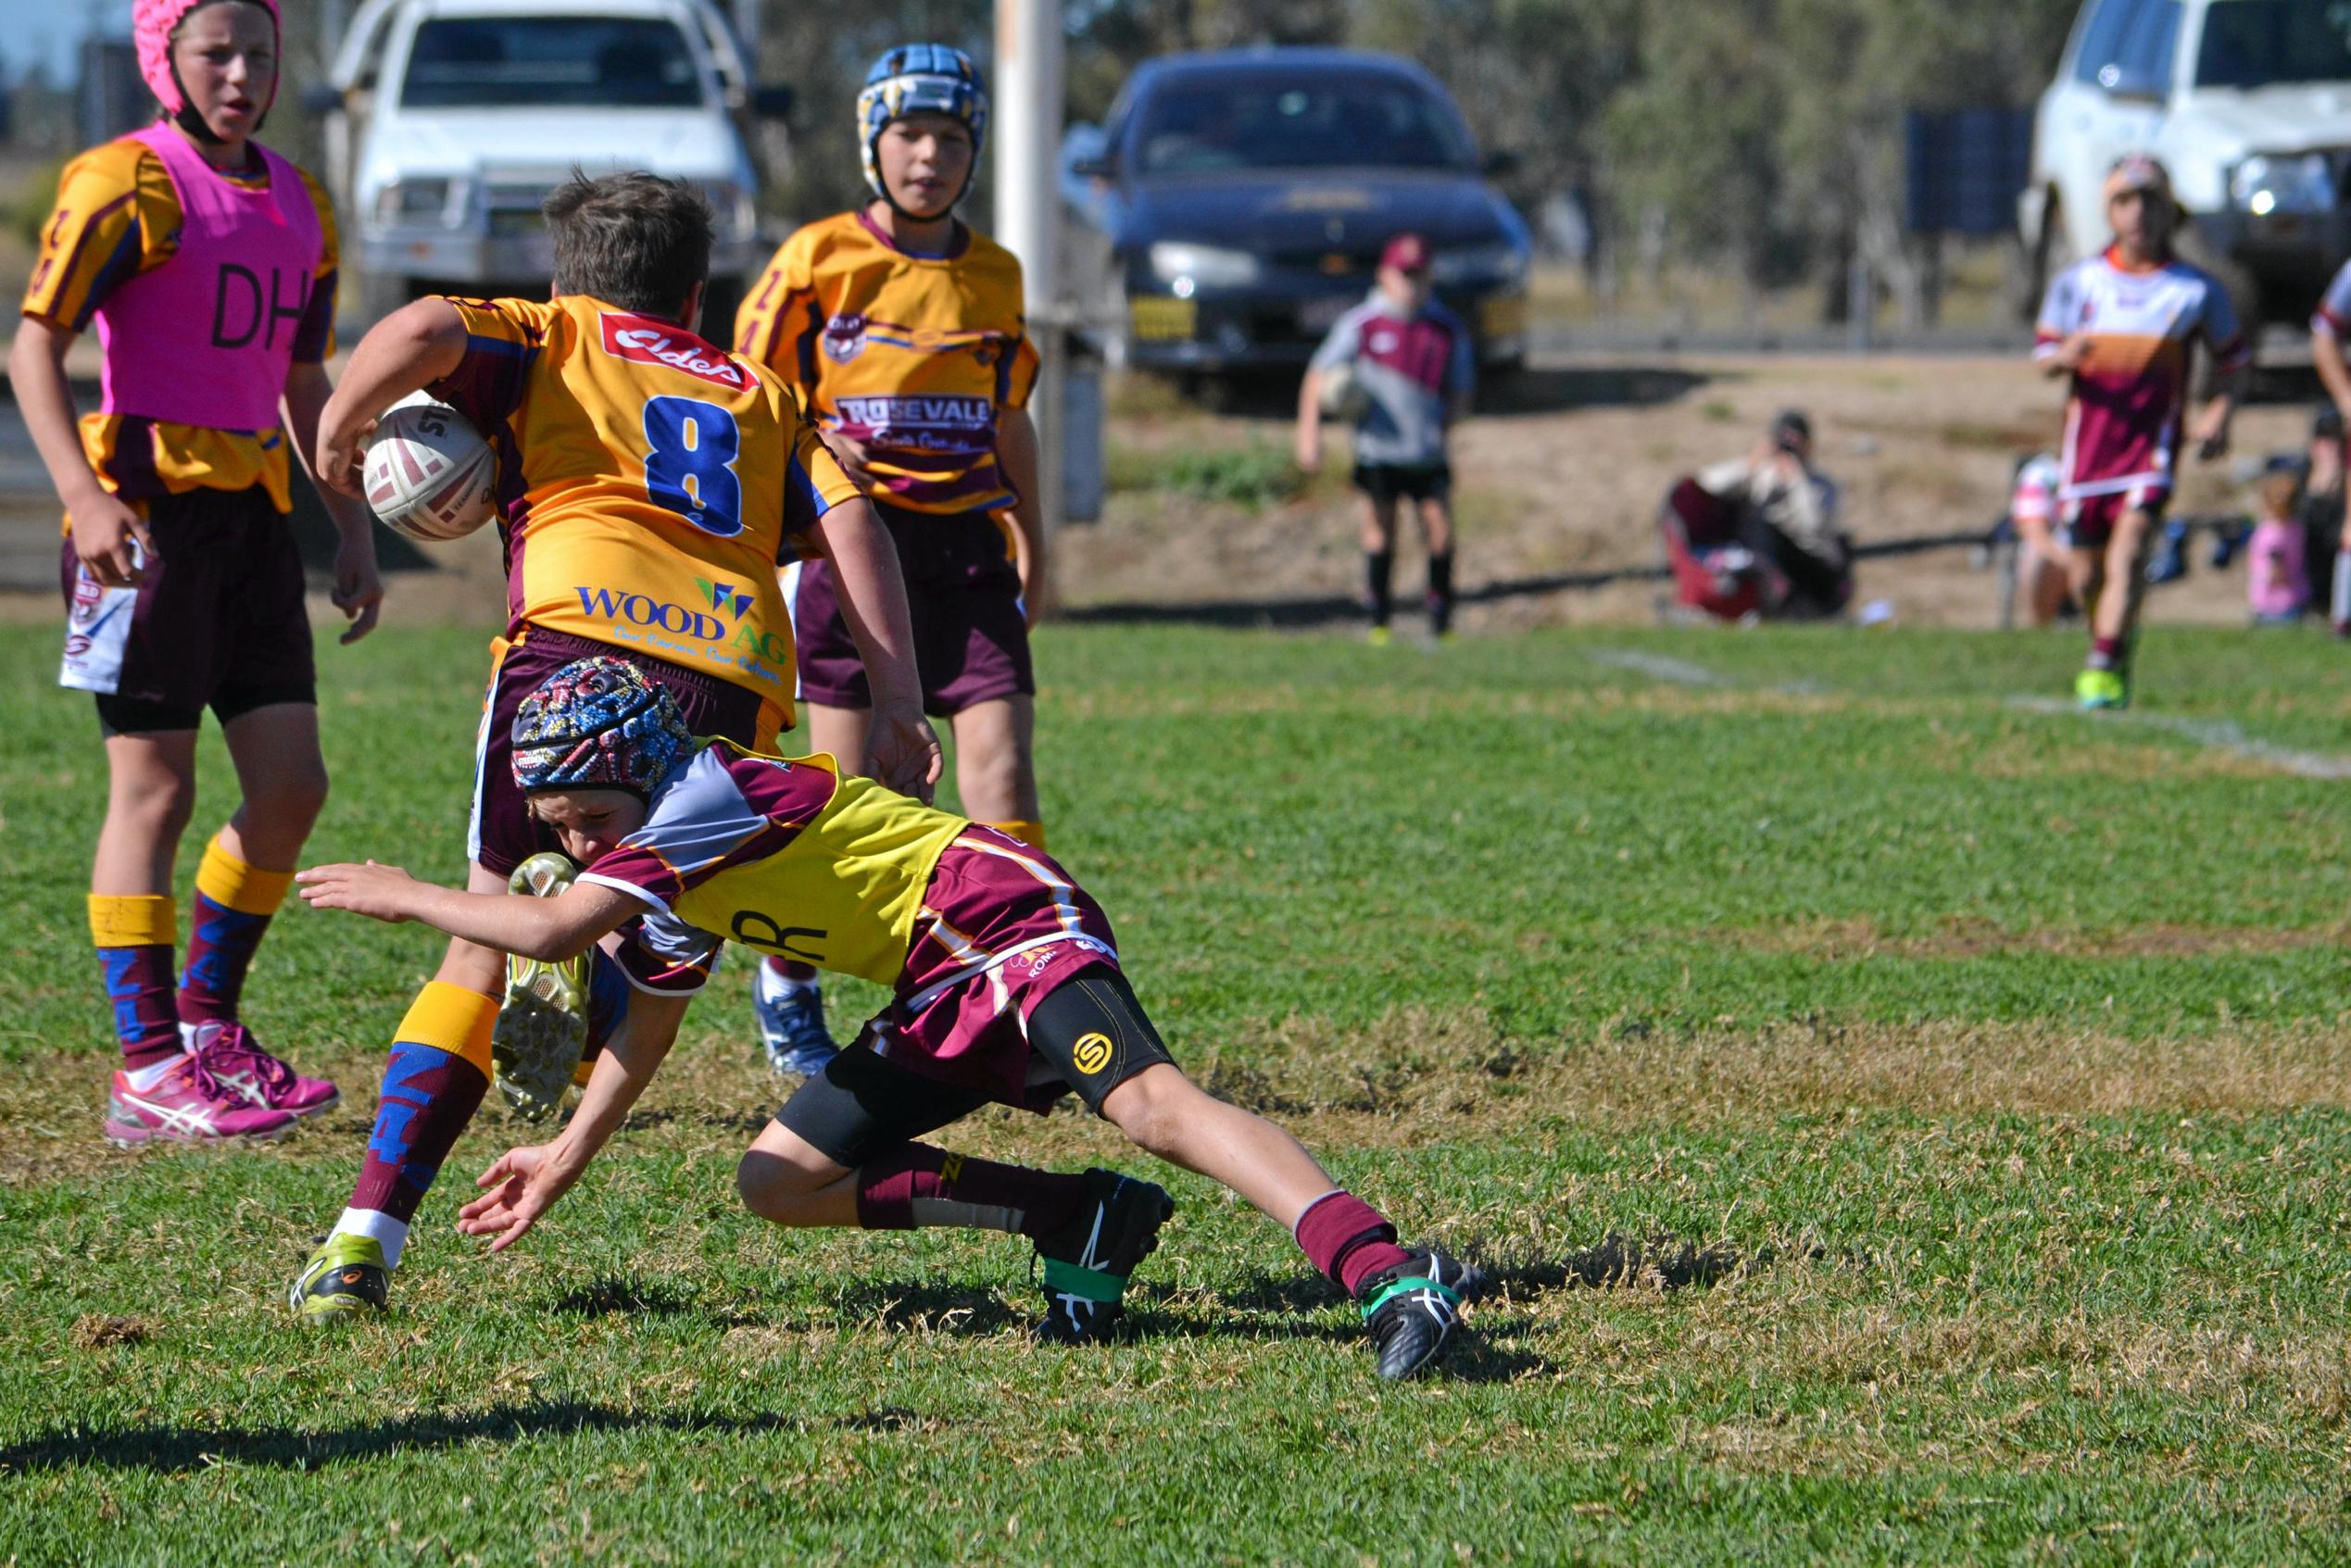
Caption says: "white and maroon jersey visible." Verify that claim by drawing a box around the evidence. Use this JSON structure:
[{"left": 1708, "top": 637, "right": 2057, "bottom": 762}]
[
  {"left": 2033, "top": 249, "right": 2247, "bottom": 502},
  {"left": 1308, "top": 290, "right": 1474, "bottom": 467},
  {"left": 2312, "top": 257, "right": 2351, "bottom": 340}
]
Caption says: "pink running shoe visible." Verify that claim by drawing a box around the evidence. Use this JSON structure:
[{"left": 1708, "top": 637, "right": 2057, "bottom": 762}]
[
  {"left": 107, "top": 1053, "right": 295, "bottom": 1146},
  {"left": 186, "top": 1022, "right": 341, "bottom": 1118}
]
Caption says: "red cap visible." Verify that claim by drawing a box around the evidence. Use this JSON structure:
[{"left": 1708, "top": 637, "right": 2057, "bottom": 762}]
[{"left": 1379, "top": 232, "right": 1432, "bottom": 274}]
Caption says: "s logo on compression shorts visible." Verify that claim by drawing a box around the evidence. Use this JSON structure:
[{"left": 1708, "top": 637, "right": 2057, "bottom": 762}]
[{"left": 1071, "top": 1032, "right": 1113, "bottom": 1076}]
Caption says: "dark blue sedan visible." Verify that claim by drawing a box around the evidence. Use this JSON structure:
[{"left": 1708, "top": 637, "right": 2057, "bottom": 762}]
[{"left": 1064, "top": 48, "right": 1532, "bottom": 374}]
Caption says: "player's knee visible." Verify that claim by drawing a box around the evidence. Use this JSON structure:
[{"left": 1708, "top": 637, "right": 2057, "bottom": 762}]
[
  {"left": 1101, "top": 1067, "right": 1197, "bottom": 1158},
  {"left": 253, "top": 762, "right": 331, "bottom": 828},
  {"left": 116, "top": 771, "right": 198, "bottom": 839},
  {"left": 735, "top": 1148, "right": 824, "bottom": 1224}
]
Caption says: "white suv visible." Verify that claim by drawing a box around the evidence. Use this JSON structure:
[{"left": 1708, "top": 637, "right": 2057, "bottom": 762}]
[
  {"left": 317, "top": 0, "right": 789, "bottom": 325},
  {"left": 2022, "top": 0, "right": 2351, "bottom": 335}
]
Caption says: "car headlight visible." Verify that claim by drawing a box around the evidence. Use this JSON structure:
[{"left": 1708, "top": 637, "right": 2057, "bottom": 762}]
[
  {"left": 373, "top": 178, "right": 453, "bottom": 226},
  {"left": 1431, "top": 242, "right": 1527, "bottom": 285},
  {"left": 1148, "top": 242, "right": 1261, "bottom": 290},
  {"left": 2230, "top": 154, "right": 2333, "bottom": 215}
]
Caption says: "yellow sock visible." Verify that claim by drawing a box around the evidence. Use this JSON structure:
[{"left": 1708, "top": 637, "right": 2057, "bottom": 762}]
[
  {"left": 987, "top": 820, "right": 1048, "bottom": 852},
  {"left": 195, "top": 835, "right": 295, "bottom": 916},
  {"left": 89, "top": 894, "right": 175, "bottom": 948},
  {"left": 394, "top": 980, "right": 500, "bottom": 1079}
]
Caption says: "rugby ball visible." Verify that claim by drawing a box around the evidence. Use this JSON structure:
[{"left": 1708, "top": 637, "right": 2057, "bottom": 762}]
[
  {"left": 364, "top": 394, "right": 497, "bottom": 542},
  {"left": 1318, "top": 362, "right": 1373, "bottom": 423}
]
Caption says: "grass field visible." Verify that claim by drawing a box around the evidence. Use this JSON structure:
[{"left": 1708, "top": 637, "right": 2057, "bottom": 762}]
[{"left": 3, "top": 619, "right": 2349, "bottom": 1563}]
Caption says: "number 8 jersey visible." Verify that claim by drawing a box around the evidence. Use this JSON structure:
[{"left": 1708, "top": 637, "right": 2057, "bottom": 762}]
[{"left": 430, "top": 294, "right": 862, "bottom": 727}]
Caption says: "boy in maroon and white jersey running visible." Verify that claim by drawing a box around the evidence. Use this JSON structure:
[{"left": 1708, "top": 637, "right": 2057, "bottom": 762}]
[{"left": 2033, "top": 154, "right": 2246, "bottom": 709}]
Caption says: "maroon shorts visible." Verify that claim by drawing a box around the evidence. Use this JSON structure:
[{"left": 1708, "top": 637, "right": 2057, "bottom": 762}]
[
  {"left": 468, "top": 627, "right": 767, "bottom": 876},
  {"left": 2064, "top": 487, "right": 2169, "bottom": 549},
  {"left": 57, "top": 485, "right": 314, "bottom": 733},
  {"left": 861, "top": 826, "right": 1131, "bottom": 1108},
  {"left": 786, "top": 502, "right": 1033, "bottom": 717}
]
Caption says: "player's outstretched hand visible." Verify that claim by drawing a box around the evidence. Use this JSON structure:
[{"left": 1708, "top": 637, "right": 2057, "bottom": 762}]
[
  {"left": 333, "top": 534, "right": 384, "bottom": 644},
  {"left": 295, "top": 860, "right": 421, "bottom": 922},
  {"left": 458, "top": 1144, "right": 580, "bottom": 1252},
  {"left": 867, "top": 698, "right": 944, "bottom": 805}
]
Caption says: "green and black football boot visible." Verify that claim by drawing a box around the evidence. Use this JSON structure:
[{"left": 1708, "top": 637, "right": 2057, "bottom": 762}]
[
  {"left": 1032, "top": 1168, "right": 1175, "bottom": 1345},
  {"left": 1357, "top": 1248, "right": 1482, "bottom": 1379},
  {"left": 289, "top": 1233, "right": 390, "bottom": 1323}
]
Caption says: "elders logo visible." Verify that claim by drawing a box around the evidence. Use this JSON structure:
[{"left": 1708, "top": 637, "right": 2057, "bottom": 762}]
[
  {"left": 598, "top": 312, "right": 748, "bottom": 390},
  {"left": 821, "top": 312, "right": 868, "bottom": 364}
]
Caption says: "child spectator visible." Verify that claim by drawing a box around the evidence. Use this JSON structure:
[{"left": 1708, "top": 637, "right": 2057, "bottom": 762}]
[{"left": 1294, "top": 232, "right": 1474, "bottom": 643}]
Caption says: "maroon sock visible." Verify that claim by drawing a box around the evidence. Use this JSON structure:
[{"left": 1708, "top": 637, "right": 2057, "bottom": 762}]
[
  {"left": 853, "top": 1143, "right": 1089, "bottom": 1237},
  {"left": 2089, "top": 635, "right": 2123, "bottom": 668},
  {"left": 1295, "top": 1190, "right": 1412, "bottom": 1296},
  {"left": 177, "top": 891, "right": 273, "bottom": 1026},
  {"left": 768, "top": 956, "right": 818, "bottom": 983},
  {"left": 100, "top": 946, "right": 182, "bottom": 1070},
  {"left": 350, "top": 1040, "right": 490, "bottom": 1224}
]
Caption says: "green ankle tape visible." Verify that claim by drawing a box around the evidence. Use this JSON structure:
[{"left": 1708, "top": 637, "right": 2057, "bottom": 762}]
[
  {"left": 1359, "top": 1274, "right": 1459, "bottom": 1323},
  {"left": 1042, "top": 1257, "right": 1125, "bottom": 1304}
]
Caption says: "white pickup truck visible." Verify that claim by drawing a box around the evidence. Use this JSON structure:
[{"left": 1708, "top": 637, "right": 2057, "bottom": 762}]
[
  {"left": 315, "top": 0, "right": 790, "bottom": 326},
  {"left": 2022, "top": 0, "right": 2351, "bottom": 340}
]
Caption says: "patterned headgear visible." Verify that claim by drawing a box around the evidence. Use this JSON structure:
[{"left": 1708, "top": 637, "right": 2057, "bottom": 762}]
[
  {"left": 857, "top": 44, "right": 989, "bottom": 206},
  {"left": 136, "top": 0, "right": 282, "bottom": 119},
  {"left": 510, "top": 658, "right": 695, "bottom": 797}
]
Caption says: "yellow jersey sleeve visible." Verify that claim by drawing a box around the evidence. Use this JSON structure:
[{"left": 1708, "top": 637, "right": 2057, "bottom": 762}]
[
  {"left": 291, "top": 165, "right": 340, "bottom": 361},
  {"left": 735, "top": 229, "right": 821, "bottom": 388},
  {"left": 431, "top": 295, "right": 559, "bottom": 433},
  {"left": 787, "top": 408, "right": 862, "bottom": 538},
  {"left": 21, "top": 141, "right": 173, "bottom": 332}
]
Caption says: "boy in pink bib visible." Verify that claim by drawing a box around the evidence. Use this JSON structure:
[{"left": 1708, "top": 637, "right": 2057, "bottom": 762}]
[{"left": 9, "top": 0, "right": 383, "bottom": 1145}]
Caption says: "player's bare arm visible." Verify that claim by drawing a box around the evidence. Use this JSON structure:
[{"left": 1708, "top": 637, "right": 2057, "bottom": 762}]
[
  {"left": 8, "top": 317, "right": 152, "bottom": 588},
  {"left": 2040, "top": 332, "right": 2093, "bottom": 376},
  {"left": 296, "top": 862, "right": 638, "bottom": 960},
  {"left": 2190, "top": 360, "right": 2245, "bottom": 460},
  {"left": 996, "top": 408, "right": 1049, "bottom": 626},
  {"left": 810, "top": 498, "right": 945, "bottom": 800},
  {"left": 314, "top": 297, "right": 469, "bottom": 495},
  {"left": 456, "top": 993, "right": 686, "bottom": 1251},
  {"left": 2317, "top": 327, "right": 2351, "bottom": 426},
  {"left": 1294, "top": 369, "right": 1324, "bottom": 471},
  {"left": 282, "top": 360, "right": 384, "bottom": 643}
]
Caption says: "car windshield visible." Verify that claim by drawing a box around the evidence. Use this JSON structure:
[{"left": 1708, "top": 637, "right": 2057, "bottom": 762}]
[
  {"left": 1134, "top": 74, "right": 1477, "bottom": 174},
  {"left": 399, "top": 17, "right": 705, "bottom": 108},
  {"left": 2194, "top": 0, "right": 2351, "bottom": 89}
]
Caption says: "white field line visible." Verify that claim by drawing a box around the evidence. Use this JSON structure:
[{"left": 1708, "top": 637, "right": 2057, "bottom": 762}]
[
  {"left": 1588, "top": 646, "right": 2351, "bottom": 781},
  {"left": 2005, "top": 696, "right": 2351, "bottom": 781}
]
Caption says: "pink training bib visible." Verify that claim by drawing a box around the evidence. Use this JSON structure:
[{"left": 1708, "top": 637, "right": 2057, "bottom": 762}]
[{"left": 94, "top": 123, "right": 322, "bottom": 432}]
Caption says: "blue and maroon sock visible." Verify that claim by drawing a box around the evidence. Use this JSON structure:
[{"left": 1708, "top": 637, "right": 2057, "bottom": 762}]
[{"left": 90, "top": 895, "right": 181, "bottom": 1072}]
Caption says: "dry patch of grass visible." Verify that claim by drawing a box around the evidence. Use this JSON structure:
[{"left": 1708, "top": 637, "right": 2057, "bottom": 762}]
[{"left": 10, "top": 1010, "right": 2351, "bottom": 1189}]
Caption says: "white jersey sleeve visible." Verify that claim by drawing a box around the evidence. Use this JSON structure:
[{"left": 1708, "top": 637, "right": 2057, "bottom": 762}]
[{"left": 2315, "top": 259, "right": 2351, "bottom": 340}]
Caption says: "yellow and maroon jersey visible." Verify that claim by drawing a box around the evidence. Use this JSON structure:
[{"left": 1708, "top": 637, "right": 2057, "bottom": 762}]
[
  {"left": 2032, "top": 249, "right": 2248, "bottom": 501},
  {"left": 734, "top": 211, "right": 1039, "bottom": 516},
  {"left": 20, "top": 136, "right": 338, "bottom": 513},
  {"left": 429, "top": 295, "right": 862, "bottom": 727}
]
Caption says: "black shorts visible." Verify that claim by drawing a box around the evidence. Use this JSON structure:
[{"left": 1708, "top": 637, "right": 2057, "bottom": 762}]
[
  {"left": 58, "top": 486, "right": 315, "bottom": 734},
  {"left": 773, "top": 968, "right": 1177, "bottom": 1168},
  {"left": 1352, "top": 462, "right": 1452, "bottom": 505}
]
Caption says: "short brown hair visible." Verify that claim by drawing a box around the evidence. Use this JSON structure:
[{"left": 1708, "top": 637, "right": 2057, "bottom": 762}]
[{"left": 543, "top": 171, "right": 712, "bottom": 319}]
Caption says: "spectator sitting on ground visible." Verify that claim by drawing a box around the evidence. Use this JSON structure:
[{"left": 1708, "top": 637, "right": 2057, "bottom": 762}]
[
  {"left": 2247, "top": 466, "right": 2312, "bottom": 625},
  {"left": 1691, "top": 408, "right": 1854, "bottom": 620}
]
